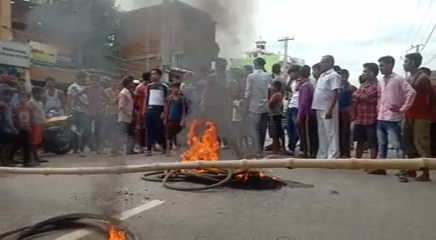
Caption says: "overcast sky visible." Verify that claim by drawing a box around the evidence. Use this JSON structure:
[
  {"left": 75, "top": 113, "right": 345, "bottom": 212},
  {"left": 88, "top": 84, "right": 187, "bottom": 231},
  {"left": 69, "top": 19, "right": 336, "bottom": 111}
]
[{"left": 117, "top": 0, "right": 436, "bottom": 84}]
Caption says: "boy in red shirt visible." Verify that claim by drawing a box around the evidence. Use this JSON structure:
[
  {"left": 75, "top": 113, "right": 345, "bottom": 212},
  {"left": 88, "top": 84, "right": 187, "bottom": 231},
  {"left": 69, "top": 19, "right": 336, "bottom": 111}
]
[{"left": 12, "top": 92, "right": 34, "bottom": 167}]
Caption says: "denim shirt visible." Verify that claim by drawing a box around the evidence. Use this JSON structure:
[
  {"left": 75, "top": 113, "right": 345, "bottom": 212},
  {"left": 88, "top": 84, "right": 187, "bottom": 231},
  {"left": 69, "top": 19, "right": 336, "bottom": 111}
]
[{"left": 0, "top": 103, "right": 13, "bottom": 132}]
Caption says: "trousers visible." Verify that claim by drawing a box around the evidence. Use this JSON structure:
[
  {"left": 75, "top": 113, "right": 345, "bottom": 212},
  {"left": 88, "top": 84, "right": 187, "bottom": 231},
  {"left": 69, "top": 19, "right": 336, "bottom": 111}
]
[
  {"left": 403, "top": 118, "right": 431, "bottom": 158},
  {"left": 247, "top": 112, "right": 268, "bottom": 155},
  {"left": 316, "top": 109, "right": 340, "bottom": 159},
  {"left": 377, "top": 120, "right": 403, "bottom": 159}
]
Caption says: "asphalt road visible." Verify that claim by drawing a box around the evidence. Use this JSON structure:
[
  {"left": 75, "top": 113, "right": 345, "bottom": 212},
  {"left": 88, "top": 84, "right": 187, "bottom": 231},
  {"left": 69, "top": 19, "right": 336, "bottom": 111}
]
[{"left": 1, "top": 150, "right": 436, "bottom": 240}]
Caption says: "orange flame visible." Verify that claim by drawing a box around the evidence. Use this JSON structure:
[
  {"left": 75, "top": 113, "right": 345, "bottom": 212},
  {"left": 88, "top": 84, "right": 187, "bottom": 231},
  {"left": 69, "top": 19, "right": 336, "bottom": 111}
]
[
  {"left": 181, "top": 119, "right": 220, "bottom": 162},
  {"left": 108, "top": 223, "right": 126, "bottom": 240}
]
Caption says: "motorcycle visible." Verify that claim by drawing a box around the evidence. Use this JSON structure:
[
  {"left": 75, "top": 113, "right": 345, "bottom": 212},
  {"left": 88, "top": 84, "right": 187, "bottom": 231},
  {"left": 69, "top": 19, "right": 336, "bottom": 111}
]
[{"left": 43, "top": 110, "right": 73, "bottom": 155}]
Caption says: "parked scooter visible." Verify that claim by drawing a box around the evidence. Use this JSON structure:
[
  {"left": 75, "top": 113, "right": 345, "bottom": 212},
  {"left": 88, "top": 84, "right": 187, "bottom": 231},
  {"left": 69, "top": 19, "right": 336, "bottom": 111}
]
[{"left": 44, "top": 110, "right": 73, "bottom": 155}]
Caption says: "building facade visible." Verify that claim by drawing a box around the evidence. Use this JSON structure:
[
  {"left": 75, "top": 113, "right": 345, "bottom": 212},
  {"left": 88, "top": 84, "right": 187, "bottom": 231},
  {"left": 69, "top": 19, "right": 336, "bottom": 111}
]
[
  {"left": 229, "top": 40, "right": 305, "bottom": 72},
  {"left": 8, "top": 0, "right": 118, "bottom": 84},
  {"left": 118, "top": 0, "right": 219, "bottom": 78}
]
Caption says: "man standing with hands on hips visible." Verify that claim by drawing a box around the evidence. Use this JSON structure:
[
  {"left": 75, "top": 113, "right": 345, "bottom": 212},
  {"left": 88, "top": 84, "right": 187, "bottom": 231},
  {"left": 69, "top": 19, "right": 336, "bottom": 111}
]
[
  {"left": 311, "top": 55, "right": 341, "bottom": 159},
  {"left": 373, "top": 56, "right": 416, "bottom": 175}
]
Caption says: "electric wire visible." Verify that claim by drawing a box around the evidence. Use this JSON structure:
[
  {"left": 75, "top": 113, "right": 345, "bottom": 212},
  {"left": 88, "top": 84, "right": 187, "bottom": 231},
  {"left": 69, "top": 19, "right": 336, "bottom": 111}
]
[
  {"left": 405, "top": 0, "right": 423, "bottom": 47},
  {"left": 419, "top": 22, "right": 436, "bottom": 53},
  {"left": 410, "top": 0, "right": 434, "bottom": 45},
  {"left": 424, "top": 52, "right": 436, "bottom": 65}
]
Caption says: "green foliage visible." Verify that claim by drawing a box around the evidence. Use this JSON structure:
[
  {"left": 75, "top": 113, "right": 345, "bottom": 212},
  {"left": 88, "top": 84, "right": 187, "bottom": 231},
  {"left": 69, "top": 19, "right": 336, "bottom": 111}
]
[{"left": 26, "top": 0, "right": 120, "bottom": 70}]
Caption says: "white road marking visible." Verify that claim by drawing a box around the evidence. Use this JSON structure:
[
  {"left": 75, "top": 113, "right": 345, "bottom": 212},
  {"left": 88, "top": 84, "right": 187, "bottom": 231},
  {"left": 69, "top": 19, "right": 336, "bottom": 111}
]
[{"left": 55, "top": 199, "right": 164, "bottom": 240}]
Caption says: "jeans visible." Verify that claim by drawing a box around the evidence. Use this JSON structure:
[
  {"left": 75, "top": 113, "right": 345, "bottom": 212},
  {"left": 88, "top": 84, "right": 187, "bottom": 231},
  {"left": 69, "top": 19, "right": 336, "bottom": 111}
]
[
  {"left": 339, "top": 108, "right": 351, "bottom": 158},
  {"left": 123, "top": 122, "right": 136, "bottom": 154},
  {"left": 86, "top": 115, "right": 103, "bottom": 151},
  {"left": 71, "top": 111, "right": 89, "bottom": 153},
  {"left": 145, "top": 108, "right": 166, "bottom": 152},
  {"left": 11, "top": 130, "right": 31, "bottom": 164},
  {"left": 104, "top": 115, "right": 119, "bottom": 150},
  {"left": 248, "top": 112, "right": 268, "bottom": 155},
  {"left": 287, "top": 107, "right": 299, "bottom": 151},
  {"left": 377, "top": 120, "right": 403, "bottom": 159},
  {"left": 111, "top": 122, "right": 135, "bottom": 155}
]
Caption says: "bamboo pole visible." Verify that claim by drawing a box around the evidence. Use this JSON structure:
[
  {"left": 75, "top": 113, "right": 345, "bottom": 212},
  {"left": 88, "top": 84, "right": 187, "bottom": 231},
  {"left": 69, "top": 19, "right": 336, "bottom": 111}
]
[{"left": 1, "top": 158, "right": 436, "bottom": 175}]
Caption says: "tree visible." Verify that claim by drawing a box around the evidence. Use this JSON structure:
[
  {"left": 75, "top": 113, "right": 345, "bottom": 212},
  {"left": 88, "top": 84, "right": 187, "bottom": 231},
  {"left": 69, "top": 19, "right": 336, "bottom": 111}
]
[{"left": 26, "top": 0, "right": 120, "bottom": 71}]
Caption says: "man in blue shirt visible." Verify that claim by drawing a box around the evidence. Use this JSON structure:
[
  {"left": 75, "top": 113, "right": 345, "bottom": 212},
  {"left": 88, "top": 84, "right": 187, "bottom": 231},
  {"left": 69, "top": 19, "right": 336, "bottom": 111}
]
[
  {"left": 0, "top": 87, "right": 18, "bottom": 166},
  {"left": 338, "top": 69, "right": 356, "bottom": 158}
]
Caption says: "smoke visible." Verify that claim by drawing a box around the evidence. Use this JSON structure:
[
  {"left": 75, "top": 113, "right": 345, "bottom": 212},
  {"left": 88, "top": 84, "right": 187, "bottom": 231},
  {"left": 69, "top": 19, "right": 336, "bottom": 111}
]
[
  {"left": 192, "top": 0, "right": 258, "bottom": 57},
  {"left": 121, "top": 0, "right": 258, "bottom": 58}
]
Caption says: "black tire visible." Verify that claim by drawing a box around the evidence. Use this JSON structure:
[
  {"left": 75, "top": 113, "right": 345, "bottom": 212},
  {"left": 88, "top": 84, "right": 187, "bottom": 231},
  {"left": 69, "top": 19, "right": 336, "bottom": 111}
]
[
  {"left": 49, "top": 129, "right": 73, "bottom": 155},
  {"left": 51, "top": 142, "right": 72, "bottom": 155}
]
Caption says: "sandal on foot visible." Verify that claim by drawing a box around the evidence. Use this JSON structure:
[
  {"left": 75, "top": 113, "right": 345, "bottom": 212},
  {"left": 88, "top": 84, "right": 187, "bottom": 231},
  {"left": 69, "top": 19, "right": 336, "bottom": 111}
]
[
  {"left": 415, "top": 175, "right": 431, "bottom": 182},
  {"left": 398, "top": 176, "right": 409, "bottom": 183}
]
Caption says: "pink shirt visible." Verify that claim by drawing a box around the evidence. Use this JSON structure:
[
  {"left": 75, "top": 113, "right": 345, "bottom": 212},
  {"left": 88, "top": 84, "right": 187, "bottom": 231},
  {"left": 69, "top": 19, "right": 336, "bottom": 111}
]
[{"left": 377, "top": 73, "right": 416, "bottom": 122}]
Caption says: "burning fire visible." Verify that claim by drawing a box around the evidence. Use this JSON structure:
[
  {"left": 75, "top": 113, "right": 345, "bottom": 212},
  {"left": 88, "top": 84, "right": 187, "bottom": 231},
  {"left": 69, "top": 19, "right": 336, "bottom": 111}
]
[
  {"left": 181, "top": 120, "right": 220, "bottom": 162},
  {"left": 179, "top": 119, "right": 281, "bottom": 188},
  {"left": 108, "top": 223, "right": 126, "bottom": 240}
]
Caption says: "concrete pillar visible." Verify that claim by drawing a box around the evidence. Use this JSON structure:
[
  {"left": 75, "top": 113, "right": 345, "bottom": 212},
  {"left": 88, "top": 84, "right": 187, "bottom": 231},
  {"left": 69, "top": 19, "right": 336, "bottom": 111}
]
[{"left": 0, "top": 0, "right": 12, "bottom": 40}]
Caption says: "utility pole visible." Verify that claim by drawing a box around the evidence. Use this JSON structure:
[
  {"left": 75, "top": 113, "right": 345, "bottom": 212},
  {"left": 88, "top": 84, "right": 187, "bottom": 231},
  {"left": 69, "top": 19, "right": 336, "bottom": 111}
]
[
  {"left": 278, "top": 36, "right": 294, "bottom": 71},
  {"left": 161, "top": 0, "right": 171, "bottom": 82},
  {"left": 411, "top": 44, "right": 424, "bottom": 53},
  {"left": 0, "top": 0, "right": 12, "bottom": 40}
]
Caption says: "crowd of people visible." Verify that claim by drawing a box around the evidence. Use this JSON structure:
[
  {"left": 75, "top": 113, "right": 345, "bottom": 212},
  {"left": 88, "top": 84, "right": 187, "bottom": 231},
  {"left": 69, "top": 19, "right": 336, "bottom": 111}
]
[
  {"left": 0, "top": 68, "right": 189, "bottom": 167},
  {"left": 0, "top": 52, "right": 435, "bottom": 183},
  {"left": 236, "top": 53, "right": 436, "bottom": 183}
]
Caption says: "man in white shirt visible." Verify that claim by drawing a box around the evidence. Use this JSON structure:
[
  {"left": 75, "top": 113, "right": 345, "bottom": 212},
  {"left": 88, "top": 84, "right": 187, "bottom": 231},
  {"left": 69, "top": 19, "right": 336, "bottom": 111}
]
[
  {"left": 312, "top": 55, "right": 341, "bottom": 159},
  {"left": 67, "top": 71, "right": 89, "bottom": 156},
  {"left": 245, "top": 57, "right": 273, "bottom": 157}
]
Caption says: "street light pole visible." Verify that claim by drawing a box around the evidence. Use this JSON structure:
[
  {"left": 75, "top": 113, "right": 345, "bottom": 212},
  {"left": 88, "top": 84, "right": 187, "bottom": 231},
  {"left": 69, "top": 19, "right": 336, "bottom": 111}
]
[{"left": 278, "top": 36, "right": 294, "bottom": 70}]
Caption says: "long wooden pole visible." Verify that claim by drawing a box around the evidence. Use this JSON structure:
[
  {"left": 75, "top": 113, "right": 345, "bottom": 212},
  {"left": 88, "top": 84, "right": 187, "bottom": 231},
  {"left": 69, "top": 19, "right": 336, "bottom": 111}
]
[{"left": 1, "top": 158, "right": 436, "bottom": 175}]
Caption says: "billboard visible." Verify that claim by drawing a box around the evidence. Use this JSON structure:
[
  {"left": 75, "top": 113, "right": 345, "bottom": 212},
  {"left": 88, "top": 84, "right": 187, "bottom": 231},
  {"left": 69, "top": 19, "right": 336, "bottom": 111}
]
[
  {"left": 29, "top": 41, "right": 59, "bottom": 67},
  {"left": 0, "top": 40, "right": 32, "bottom": 68}
]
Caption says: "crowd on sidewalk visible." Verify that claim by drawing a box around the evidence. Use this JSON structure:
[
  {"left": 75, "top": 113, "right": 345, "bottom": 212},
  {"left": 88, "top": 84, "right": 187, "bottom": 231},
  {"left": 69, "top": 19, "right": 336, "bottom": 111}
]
[
  {"left": 1, "top": 53, "right": 436, "bottom": 184},
  {"left": 239, "top": 53, "right": 436, "bottom": 183}
]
